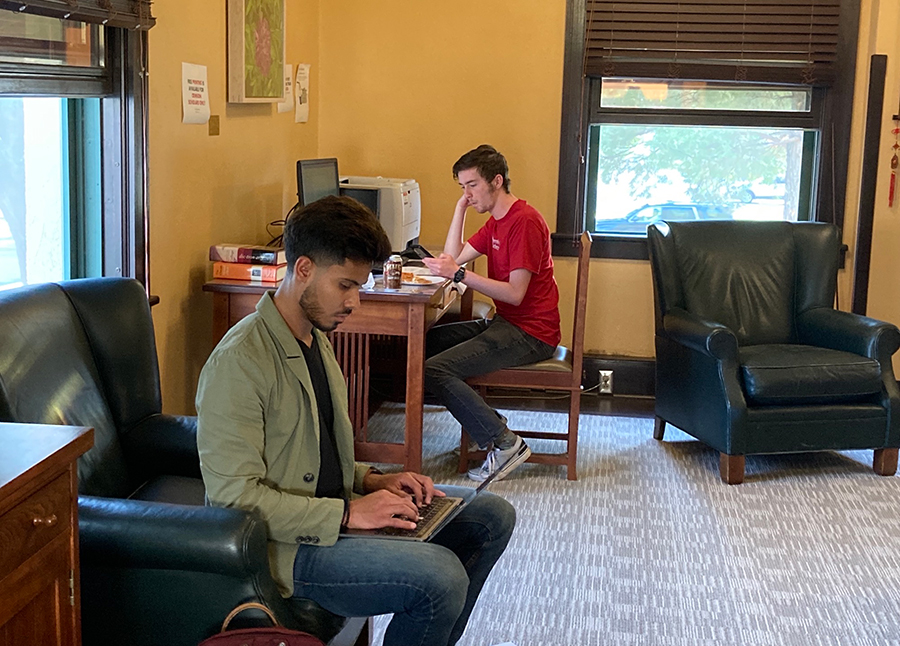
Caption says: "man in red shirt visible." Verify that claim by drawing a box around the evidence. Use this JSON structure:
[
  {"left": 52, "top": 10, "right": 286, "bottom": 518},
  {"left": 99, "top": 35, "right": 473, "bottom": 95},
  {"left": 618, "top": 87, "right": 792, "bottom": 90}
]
[{"left": 423, "top": 145, "right": 560, "bottom": 481}]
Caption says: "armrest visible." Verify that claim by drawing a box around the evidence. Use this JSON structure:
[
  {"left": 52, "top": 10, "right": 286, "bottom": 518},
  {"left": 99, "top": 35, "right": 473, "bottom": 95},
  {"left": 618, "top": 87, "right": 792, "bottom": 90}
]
[
  {"left": 797, "top": 308, "right": 900, "bottom": 363},
  {"left": 663, "top": 308, "right": 739, "bottom": 361},
  {"left": 78, "top": 496, "right": 267, "bottom": 577},
  {"left": 78, "top": 495, "right": 353, "bottom": 645},
  {"left": 122, "top": 413, "right": 201, "bottom": 480}
]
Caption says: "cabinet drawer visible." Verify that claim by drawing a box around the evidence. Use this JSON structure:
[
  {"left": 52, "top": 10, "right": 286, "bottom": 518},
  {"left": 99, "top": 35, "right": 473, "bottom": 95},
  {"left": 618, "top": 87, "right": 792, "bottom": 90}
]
[{"left": 0, "top": 473, "right": 70, "bottom": 582}]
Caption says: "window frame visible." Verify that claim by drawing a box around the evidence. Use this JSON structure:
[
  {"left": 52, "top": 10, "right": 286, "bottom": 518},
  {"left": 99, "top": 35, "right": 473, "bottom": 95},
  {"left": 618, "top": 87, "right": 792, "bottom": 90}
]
[
  {"left": 0, "top": 20, "right": 150, "bottom": 285},
  {"left": 553, "top": 0, "right": 862, "bottom": 260},
  {"left": 582, "top": 81, "right": 826, "bottom": 260}
]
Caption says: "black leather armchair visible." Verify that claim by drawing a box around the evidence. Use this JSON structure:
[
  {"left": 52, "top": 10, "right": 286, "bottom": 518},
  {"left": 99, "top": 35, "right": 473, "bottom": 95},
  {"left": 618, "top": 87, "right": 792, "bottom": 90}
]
[
  {"left": 0, "top": 278, "right": 360, "bottom": 645},
  {"left": 647, "top": 221, "right": 900, "bottom": 484}
]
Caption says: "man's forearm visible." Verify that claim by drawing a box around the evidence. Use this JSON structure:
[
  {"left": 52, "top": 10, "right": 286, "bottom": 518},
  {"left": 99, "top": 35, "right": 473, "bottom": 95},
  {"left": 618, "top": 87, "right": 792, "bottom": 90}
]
[
  {"left": 461, "top": 271, "right": 527, "bottom": 306},
  {"left": 443, "top": 204, "right": 467, "bottom": 259}
]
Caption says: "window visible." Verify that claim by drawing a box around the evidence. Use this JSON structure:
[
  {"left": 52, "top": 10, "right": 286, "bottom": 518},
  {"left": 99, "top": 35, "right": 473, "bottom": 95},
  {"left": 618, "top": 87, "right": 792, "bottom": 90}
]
[
  {"left": 587, "top": 79, "right": 821, "bottom": 239},
  {"left": 0, "top": 1, "right": 154, "bottom": 287},
  {"left": 554, "top": 0, "right": 860, "bottom": 259}
]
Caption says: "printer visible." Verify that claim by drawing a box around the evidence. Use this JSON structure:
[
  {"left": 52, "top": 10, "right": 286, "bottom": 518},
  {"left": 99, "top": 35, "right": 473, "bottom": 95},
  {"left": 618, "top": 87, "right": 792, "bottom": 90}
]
[{"left": 340, "top": 175, "right": 421, "bottom": 252}]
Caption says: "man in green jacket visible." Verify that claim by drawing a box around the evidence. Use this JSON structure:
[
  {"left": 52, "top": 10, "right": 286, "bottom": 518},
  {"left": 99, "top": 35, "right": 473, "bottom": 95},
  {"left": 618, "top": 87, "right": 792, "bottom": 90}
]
[{"left": 197, "top": 195, "right": 516, "bottom": 646}]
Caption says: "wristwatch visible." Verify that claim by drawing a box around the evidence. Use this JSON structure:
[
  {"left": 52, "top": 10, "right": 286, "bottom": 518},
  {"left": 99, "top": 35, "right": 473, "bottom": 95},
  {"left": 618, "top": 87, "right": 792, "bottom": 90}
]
[{"left": 452, "top": 266, "right": 466, "bottom": 284}]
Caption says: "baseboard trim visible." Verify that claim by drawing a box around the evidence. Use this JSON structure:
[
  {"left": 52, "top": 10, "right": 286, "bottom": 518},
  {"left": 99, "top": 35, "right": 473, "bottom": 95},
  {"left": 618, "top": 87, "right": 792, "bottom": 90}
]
[{"left": 582, "top": 355, "right": 655, "bottom": 397}]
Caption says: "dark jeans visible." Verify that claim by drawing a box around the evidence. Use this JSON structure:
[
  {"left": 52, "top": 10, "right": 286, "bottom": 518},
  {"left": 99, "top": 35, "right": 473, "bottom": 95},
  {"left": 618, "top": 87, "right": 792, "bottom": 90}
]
[
  {"left": 424, "top": 315, "right": 556, "bottom": 448},
  {"left": 292, "top": 487, "right": 516, "bottom": 646}
]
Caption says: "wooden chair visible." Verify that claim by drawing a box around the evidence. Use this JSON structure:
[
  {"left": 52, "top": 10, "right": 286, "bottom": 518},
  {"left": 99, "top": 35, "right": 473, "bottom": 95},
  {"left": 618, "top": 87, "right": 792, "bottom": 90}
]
[{"left": 459, "top": 231, "right": 592, "bottom": 480}]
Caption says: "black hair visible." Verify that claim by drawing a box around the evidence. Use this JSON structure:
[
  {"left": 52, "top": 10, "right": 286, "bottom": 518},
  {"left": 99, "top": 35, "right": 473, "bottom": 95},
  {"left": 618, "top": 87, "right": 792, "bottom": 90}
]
[
  {"left": 283, "top": 195, "right": 392, "bottom": 272},
  {"left": 452, "top": 144, "right": 510, "bottom": 192}
]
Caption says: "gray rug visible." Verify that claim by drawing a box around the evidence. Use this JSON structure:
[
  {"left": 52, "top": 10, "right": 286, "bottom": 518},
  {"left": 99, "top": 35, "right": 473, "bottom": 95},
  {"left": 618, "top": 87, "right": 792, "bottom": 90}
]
[{"left": 363, "top": 403, "right": 900, "bottom": 646}]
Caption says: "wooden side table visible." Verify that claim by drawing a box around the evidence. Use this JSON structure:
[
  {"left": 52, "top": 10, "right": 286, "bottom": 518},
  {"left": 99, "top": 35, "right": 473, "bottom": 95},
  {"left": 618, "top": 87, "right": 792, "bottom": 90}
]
[{"left": 0, "top": 424, "right": 93, "bottom": 646}]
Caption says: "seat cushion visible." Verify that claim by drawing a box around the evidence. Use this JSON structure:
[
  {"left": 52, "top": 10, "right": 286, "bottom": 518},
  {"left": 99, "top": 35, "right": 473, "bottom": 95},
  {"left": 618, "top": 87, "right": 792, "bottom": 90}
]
[
  {"left": 508, "top": 345, "right": 572, "bottom": 372},
  {"left": 740, "top": 344, "right": 882, "bottom": 405}
]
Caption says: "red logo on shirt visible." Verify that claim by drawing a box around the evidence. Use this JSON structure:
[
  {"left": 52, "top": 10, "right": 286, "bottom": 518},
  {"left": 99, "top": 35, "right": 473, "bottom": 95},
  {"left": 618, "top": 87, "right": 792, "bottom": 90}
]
[{"left": 492, "top": 237, "right": 501, "bottom": 251}]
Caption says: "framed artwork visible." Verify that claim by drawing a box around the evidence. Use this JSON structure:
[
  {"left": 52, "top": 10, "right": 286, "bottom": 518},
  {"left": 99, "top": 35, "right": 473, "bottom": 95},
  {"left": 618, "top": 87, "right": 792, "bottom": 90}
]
[{"left": 227, "top": 0, "right": 285, "bottom": 103}]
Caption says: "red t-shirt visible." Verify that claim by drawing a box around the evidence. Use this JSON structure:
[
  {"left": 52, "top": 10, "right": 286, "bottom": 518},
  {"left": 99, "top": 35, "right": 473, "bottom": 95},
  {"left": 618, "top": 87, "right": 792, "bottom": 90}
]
[{"left": 468, "top": 200, "right": 561, "bottom": 347}]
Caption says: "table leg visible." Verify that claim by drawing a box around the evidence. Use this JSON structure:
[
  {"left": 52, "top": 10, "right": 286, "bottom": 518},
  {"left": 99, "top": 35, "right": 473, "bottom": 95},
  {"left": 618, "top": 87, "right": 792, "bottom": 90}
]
[
  {"left": 211, "top": 293, "right": 230, "bottom": 344},
  {"left": 404, "top": 304, "right": 426, "bottom": 473}
]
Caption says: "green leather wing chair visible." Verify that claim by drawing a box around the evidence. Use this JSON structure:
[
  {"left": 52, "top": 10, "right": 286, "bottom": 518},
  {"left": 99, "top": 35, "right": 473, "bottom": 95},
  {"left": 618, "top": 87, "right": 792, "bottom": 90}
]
[
  {"left": 0, "top": 278, "right": 364, "bottom": 645},
  {"left": 647, "top": 221, "right": 900, "bottom": 484}
]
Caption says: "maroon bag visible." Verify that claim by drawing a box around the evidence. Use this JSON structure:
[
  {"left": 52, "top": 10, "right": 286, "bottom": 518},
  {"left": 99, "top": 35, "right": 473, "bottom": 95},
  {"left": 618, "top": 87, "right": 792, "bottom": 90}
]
[{"left": 198, "top": 602, "right": 325, "bottom": 646}]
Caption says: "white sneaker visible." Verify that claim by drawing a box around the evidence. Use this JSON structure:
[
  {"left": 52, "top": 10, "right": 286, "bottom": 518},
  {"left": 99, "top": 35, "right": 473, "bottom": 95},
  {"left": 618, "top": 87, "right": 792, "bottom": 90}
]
[{"left": 467, "top": 435, "right": 531, "bottom": 482}]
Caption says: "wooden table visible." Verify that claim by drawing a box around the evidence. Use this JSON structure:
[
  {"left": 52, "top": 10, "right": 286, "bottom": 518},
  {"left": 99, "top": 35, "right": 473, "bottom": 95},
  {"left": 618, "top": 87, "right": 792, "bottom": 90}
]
[
  {"left": 203, "top": 277, "right": 469, "bottom": 472},
  {"left": 0, "top": 423, "right": 93, "bottom": 646}
]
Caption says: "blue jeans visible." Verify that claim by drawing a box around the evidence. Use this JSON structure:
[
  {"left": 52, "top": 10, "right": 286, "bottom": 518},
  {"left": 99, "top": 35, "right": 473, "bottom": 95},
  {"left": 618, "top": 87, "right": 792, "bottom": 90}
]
[
  {"left": 292, "top": 487, "right": 515, "bottom": 646},
  {"left": 424, "top": 315, "right": 556, "bottom": 447}
]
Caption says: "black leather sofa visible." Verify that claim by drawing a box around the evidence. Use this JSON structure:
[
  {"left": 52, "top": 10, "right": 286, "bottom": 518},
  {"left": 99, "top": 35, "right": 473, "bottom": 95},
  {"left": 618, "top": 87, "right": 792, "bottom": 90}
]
[
  {"left": 648, "top": 221, "right": 900, "bottom": 483},
  {"left": 0, "top": 278, "right": 360, "bottom": 645}
]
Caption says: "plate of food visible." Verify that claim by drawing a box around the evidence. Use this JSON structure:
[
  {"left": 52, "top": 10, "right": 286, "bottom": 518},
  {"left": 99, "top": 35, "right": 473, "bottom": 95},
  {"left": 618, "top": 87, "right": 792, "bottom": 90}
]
[{"left": 401, "top": 271, "right": 444, "bottom": 286}]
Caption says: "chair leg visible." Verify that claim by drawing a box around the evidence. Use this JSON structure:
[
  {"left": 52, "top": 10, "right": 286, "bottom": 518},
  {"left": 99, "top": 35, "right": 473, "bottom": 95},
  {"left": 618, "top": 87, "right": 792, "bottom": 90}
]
[
  {"left": 719, "top": 453, "right": 745, "bottom": 485},
  {"left": 458, "top": 429, "right": 470, "bottom": 474},
  {"left": 566, "top": 391, "right": 580, "bottom": 481},
  {"left": 874, "top": 448, "right": 898, "bottom": 476},
  {"left": 653, "top": 416, "right": 666, "bottom": 441}
]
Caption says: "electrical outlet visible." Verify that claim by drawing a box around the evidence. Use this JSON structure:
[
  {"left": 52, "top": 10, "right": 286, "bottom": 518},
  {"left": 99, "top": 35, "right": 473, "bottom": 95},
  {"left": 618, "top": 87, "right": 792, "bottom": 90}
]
[{"left": 599, "top": 370, "right": 613, "bottom": 394}]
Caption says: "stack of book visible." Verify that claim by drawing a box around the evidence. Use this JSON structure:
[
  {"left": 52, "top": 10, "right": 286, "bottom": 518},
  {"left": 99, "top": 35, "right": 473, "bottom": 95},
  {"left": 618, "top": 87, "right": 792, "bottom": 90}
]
[{"left": 210, "top": 243, "right": 287, "bottom": 283}]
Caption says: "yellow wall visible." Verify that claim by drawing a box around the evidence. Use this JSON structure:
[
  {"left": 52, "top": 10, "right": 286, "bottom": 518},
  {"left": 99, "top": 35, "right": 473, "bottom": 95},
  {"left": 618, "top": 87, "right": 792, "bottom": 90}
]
[
  {"left": 148, "top": 0, "right": 900, "bottom": 413},
  {"left": 317, "top": 0, "right": 655, "bottom": 365},
  {"left": 149, "top": 1, "right": 320, "bottom": 413},
  {"left": 847, "top": 0, "right": 900, "bottom": 375}
]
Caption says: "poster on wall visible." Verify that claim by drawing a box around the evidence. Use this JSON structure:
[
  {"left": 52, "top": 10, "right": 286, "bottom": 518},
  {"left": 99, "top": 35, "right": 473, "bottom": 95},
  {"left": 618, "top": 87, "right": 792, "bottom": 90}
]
[
  {"left": 182, "top": 62, "right": 210, "bottom": 124},
  {"left": 277, "top": 63, "right": 293, "bottom": 114},
  {"left": 295, "top": 63, "right": 310, "bottom": 123},
  {"left": 227, "top": 0, "right": 286, "bottom": 103}
]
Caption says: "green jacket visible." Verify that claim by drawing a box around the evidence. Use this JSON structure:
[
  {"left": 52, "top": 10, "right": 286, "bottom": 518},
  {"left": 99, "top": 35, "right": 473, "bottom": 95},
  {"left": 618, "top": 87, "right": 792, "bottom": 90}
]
[{"left": 196, "top": 291, "right": 371, "bottom": 596}]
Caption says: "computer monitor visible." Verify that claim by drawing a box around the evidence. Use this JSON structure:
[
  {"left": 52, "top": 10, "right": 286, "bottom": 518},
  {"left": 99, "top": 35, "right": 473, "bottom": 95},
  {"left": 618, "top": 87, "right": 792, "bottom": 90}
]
[
  {"left": 339, "top": 186, "right": 380, "bottom": 218},
  {"left": 296, "top": 158, "right": 340, "bottom": 206}
]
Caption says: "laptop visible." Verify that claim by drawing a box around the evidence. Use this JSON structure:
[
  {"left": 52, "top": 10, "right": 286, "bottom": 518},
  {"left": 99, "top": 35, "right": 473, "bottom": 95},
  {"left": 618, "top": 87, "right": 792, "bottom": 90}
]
[{"left": 340, "top": 468, "right": 499, "bottom": 542}]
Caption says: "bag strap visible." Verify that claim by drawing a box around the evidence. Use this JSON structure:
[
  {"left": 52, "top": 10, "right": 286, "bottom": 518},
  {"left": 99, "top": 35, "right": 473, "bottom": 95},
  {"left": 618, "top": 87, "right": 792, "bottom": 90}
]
[{"left": 220, "top": 602, "right": 279, "bottom": 632}]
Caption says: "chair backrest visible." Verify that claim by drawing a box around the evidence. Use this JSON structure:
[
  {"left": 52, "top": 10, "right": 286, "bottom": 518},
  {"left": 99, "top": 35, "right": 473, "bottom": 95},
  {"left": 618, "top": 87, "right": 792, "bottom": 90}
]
[
  {"left": 647, "top": 221, "right": 839, "bottom": 346},
  {"left": 0, "top": 277, "right": 162, "bottom": 497},
  {"left": 569, "top": 231, "right": 592, "bottom": 381}
]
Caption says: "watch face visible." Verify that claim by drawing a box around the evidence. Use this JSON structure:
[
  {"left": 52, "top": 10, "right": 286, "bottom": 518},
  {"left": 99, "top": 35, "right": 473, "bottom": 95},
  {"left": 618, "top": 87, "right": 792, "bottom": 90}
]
[{"left": 454, "top": 267, "right": 466, "bottom": 282}]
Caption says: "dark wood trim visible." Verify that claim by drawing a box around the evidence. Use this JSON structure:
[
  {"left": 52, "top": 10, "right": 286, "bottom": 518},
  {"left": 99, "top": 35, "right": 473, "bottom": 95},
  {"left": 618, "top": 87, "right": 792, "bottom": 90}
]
[
  {"left": 851, "top": 54, "right": 886, "bottom": 316},
  {"left": 553, "top": 232, "right": 648, "bottom": 260},
  {"left": 555, "top": 0, "right": 862, "bottom": 260},
  {"left": 581, "top": 354, "right": 655, "bottom": 397},
  {"left": 825, "top": 0, "right": 861, "bottom": 232},
  {"left": 100, "top": 28, "right": 149, "bottom": 286},
  {"left": 555, "top": 0, "right": 588, "bottom": 239}
]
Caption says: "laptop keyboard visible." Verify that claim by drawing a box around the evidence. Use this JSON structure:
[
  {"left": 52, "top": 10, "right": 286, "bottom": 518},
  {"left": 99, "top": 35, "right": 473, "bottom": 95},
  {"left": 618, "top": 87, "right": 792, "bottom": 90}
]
[{"left": 375, "top": 496, "right": 457, "bottom": 539}]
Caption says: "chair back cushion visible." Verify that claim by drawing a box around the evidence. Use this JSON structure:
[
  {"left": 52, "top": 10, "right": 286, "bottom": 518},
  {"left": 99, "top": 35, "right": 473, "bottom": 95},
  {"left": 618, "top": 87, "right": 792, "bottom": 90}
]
[
  {"left": 740, "top": 344, "right": 882, "bottom": 405},
  {"left": 649, "top": 221, "right": 840, "bottom": 346},
  {"left": 0, "top": 281, "right": 131, "bottom": 496}
]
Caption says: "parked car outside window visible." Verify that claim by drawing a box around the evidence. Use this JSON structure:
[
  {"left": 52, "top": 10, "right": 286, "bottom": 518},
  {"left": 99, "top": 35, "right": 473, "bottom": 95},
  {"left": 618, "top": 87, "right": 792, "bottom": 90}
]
[{"left": 596, "top": 202, "right": 733, "bottom": 235}]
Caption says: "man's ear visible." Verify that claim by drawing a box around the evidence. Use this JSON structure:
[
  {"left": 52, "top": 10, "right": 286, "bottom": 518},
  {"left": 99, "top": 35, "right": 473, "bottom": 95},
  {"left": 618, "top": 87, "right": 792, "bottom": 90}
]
[
  {"left": 492, "top": 174, "right": 504, "bottom": 190},
  {"left": 293, "top": 256, "right": 314, "bottom": 282}
]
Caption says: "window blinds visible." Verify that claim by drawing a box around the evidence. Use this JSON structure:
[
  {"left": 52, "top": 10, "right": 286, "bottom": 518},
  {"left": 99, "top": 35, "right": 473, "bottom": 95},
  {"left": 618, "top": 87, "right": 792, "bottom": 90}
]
[
  {"left": 585, "top": 0, "right": 842, "bottom": 84},
  {"left": 0, "top": 0, "right": 155, "bottom": 30}
]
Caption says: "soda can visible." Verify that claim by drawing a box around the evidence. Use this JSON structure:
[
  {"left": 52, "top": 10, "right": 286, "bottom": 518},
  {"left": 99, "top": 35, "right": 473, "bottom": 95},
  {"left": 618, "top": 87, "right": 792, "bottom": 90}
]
[{"left": 384, "top": 254, "right": 402, "bottom": 290}]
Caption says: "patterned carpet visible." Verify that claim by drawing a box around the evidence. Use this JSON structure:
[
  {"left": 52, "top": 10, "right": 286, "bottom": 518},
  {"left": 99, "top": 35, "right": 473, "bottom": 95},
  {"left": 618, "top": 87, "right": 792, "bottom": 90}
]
[{"left": 363, "top": 403, "right": 900, "bottom": 646}]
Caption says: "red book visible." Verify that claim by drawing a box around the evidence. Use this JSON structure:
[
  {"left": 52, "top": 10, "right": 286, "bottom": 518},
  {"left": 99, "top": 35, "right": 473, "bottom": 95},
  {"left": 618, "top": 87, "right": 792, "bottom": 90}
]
[
  {"left": 212, "top": 261, "right": 287, "bottom": 283},
  {"left": 209, "top": 243, "right": 286, "bottom": 266}
]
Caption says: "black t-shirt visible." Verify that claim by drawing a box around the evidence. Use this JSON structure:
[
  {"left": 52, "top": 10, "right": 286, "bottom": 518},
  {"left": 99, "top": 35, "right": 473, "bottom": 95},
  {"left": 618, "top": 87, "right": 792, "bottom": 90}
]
[{"left": 297, "top": 334, "right": 343, "bottom": 500}]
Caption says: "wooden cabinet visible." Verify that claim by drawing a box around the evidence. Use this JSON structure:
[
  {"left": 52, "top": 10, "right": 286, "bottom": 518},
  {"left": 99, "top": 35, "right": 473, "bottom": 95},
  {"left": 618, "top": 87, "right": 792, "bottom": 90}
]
[{"left": 0, "top": 424, "right": 93, "bottom": 646}]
